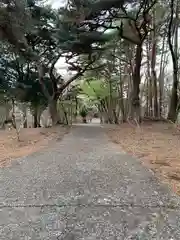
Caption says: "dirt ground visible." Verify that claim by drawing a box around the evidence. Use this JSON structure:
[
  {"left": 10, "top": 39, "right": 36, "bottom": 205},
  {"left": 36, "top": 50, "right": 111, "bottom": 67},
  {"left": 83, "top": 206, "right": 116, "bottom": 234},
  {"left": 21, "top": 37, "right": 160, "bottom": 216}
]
[
  {"left": 0, "top": 126, "right": 69, "bottom": 167},
  {"left": 107, "top": 121, "right": 180, "bottom": 196}
]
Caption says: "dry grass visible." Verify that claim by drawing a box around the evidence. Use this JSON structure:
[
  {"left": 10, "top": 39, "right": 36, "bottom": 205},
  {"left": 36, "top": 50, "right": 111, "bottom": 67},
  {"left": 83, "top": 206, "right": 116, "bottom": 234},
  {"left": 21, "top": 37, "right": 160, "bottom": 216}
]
[
  {"left": 0, "top": 126, "right": 69, "bottom": 167},
  {"left": 107, "top": 121, "right": 180, "bottom": 195}
]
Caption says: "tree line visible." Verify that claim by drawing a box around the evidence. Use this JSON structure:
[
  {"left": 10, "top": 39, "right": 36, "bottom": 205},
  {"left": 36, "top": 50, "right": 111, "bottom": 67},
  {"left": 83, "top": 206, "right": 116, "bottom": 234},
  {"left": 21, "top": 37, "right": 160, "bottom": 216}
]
[{"left": 0, "top": 0, "right": 179, "bottom": 126}]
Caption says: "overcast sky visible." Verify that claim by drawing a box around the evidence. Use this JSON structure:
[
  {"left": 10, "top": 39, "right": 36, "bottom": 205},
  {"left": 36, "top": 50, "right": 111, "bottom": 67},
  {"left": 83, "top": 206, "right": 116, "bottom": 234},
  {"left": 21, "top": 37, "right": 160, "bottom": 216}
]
[{"left": 49, "top": 0, "right": 67, "bottom": 9}]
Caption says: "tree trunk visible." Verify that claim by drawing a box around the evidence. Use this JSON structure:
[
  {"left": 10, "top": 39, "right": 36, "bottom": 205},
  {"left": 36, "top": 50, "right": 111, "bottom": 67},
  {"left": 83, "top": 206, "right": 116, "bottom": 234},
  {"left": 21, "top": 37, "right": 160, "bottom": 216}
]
[
  {"left": 37, "top": 111, "right": 41, "bottom": 127},
  {"left": 74, "top": 97, "right": 78, "bottom": 122},
  {"left": 32, "top": 105, "right": 41, "bottom": 128},
  {"left": 119, "top": 61, "right": 126, "bottom": 121},
  {"left": 23, "top": 112, "right": 27, "bottom": 128},
  {"left": 58, "top": 100, "right": 68, "bottom": 125},
  {"left": 38, "top": 65, "right": 60, "bottom": 126},
  {"left": 159, "top": 34, "right": 166, "bottom": 117},
  {"left": 21, "top": 104, "right": 27, "bottom": 128},
  {"left": 126, "top": 71, "right": 133, "bottom": 120},
  {"left": 146, "top": 37, "right": 153, "bottom": 117},
  {"left": 167, "top": 0, "right": 179, "bottom": 122},
  {"left": 101, "top": 98, "right": 112, "bottom": 123},
  {"left": 48, "top": 98, "right": 59, "bottom": 125},
  {"left": 33, "top": 109, "right": 38, "bottom": 128},
  {"left": 108, "top": 77, "right": 114, "bottom": 123},
  {"left": 130, "top": 44, "right": 142, "bottom": 122},
  {"left": 98, "top": 105, "right": 104, "bottom": 124},
  {"left": 145, "top": 77, "right": 149, "bottom": 117},
  {"left": 152, "top": 69, "right": 158, "bottom": 118},
  {"left": 151, "top": 8, "right": 158, "bottom": 118}
]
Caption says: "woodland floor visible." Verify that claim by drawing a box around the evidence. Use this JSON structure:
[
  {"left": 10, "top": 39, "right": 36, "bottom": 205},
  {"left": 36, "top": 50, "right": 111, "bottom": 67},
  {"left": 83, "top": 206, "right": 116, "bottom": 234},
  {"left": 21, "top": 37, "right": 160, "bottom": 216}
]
[
  {"left": 0, "top": 126, "right": 69, "bottom": 167},
  {"left": 107, "top": 121, "right": 180, "bottom": 196}
]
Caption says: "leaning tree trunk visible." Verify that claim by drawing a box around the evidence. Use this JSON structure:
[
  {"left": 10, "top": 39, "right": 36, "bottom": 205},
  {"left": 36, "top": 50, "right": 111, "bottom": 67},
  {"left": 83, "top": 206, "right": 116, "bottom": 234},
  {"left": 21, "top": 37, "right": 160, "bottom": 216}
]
[
  {"left": 130, "top": 44, "right": 143, "bottom": 122},
  {"left": 167, "top": 0, "right": 179, "bottom": 122}
]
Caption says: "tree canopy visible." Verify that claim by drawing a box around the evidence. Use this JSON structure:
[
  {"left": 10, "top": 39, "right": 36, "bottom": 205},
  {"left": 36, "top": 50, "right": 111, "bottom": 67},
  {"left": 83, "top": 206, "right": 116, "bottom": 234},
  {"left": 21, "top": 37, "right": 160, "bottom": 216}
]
[{"left": 0, "top": 0, "right": 179, "bottom": 126}]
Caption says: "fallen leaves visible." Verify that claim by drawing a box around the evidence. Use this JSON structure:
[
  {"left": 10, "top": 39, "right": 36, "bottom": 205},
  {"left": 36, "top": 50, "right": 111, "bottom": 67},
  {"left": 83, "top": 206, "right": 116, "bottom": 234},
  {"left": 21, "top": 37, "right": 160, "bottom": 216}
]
[
  {"left": 107, "top": 122, "right": 180, "bottom": 195},
  {"left": 0, "top": 126, "right": 69, "bottom": 167}
]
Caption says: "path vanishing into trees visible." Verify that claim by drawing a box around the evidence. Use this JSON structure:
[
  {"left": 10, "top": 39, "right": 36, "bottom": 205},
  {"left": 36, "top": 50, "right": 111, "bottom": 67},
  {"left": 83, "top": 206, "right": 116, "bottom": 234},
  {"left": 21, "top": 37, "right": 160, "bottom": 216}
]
[{"left": 1, "top": 122, "right": 180, "bottom": 239}]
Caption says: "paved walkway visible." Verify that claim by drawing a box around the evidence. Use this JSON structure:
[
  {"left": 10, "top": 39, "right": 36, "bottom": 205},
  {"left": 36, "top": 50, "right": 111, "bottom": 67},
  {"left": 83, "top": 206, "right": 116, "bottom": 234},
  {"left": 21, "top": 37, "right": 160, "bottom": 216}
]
[{"left": 0, "top": 124, "right": 180, "bottom": 239}]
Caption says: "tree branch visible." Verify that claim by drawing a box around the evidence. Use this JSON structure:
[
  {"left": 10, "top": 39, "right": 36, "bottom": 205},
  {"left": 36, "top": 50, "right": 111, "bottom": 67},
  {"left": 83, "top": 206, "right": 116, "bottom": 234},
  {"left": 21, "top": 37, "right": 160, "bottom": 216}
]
[{"left": 58, "top": 60, "right": 96, "bottom": 93}]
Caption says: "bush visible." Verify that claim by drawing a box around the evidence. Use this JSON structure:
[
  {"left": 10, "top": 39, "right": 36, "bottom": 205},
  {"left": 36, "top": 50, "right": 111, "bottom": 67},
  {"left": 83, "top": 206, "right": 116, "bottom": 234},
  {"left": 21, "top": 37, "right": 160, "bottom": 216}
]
[{"left": 79, "top": 108, "right": 88, "bottom": 118}]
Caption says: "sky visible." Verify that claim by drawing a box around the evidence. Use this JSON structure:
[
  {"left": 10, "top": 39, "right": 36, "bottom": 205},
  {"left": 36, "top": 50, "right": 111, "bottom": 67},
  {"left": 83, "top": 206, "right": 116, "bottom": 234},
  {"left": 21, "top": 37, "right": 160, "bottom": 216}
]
[{"left": 50, "top": 0, "right": 66, "bottom": 9}]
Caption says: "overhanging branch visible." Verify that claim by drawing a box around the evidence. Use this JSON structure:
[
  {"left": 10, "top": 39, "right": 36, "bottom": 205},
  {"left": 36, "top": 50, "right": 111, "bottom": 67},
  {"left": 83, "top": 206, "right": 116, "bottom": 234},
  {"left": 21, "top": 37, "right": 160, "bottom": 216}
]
[{"left": 58, "top": 59, "right": 96, "bottom": 93}]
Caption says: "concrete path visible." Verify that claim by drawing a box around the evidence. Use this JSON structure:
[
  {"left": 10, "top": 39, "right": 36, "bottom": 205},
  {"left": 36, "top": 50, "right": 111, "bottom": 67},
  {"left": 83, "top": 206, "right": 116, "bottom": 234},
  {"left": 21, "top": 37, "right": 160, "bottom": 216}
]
[{"left": 0, "top": 124, "right": 180, "bottom": 239}]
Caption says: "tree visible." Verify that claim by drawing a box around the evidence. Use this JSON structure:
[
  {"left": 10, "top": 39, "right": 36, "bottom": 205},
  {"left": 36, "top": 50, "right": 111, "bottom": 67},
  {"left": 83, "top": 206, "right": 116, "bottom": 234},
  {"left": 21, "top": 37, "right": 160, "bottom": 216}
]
[
  {"left": 0, "top": 0, "right": 99, "bottom": 125},
  {"left": 167, "top": 0, "right": 179, "bottom": 122},
  {"left": 63, "top": 0, "right": 157, "bottom": 122},
  {"left": 0, "top": 50, "right": 48, "bottom": 127},
  {"left": 0, "top": 0, "right": 179, "bottom": 127}
]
